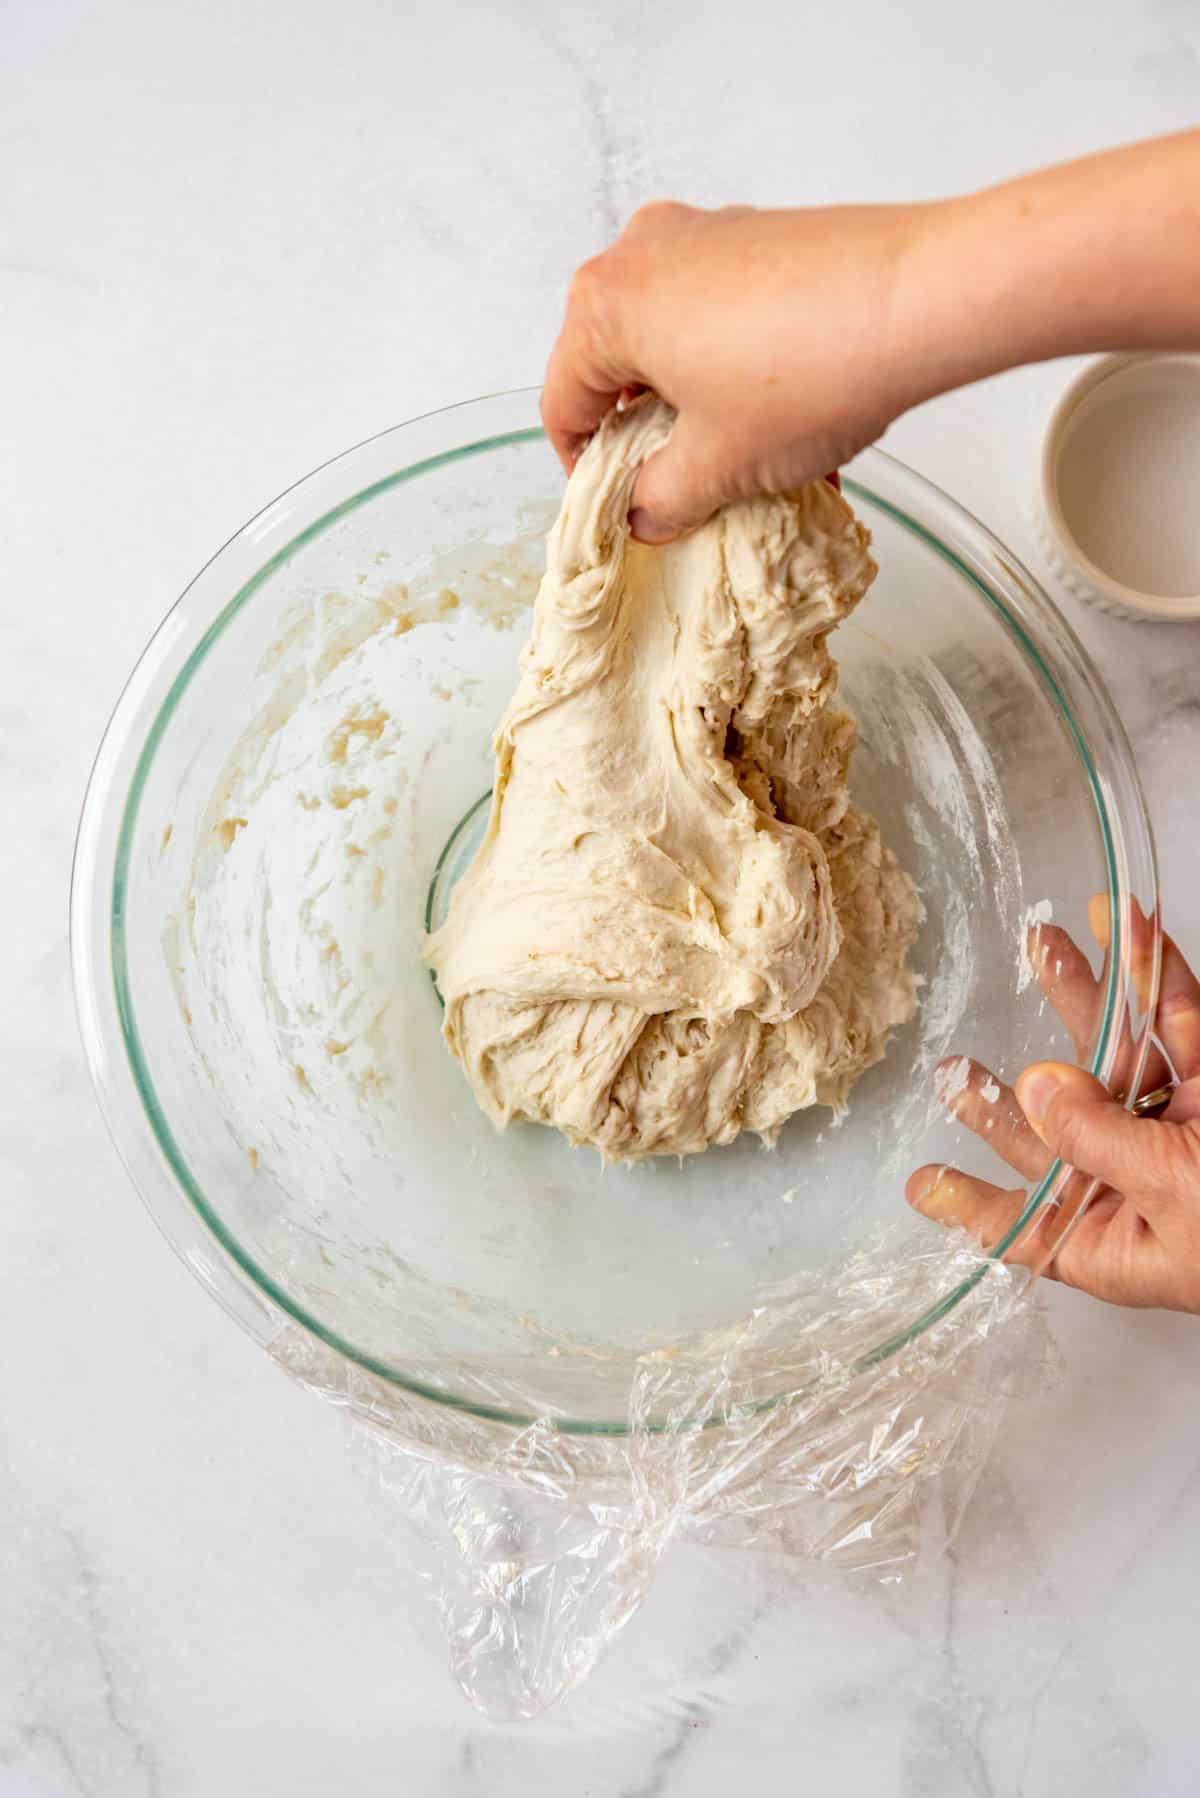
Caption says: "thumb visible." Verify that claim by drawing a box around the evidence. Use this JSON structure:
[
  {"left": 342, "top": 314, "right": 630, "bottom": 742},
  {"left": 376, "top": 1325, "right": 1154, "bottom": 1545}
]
[
  {"left": 628, "top": 416, "right": 738, "bottom": 544},
  {"left": 1015, "top": 1061, "right": 1176, "bottom": 1196}
]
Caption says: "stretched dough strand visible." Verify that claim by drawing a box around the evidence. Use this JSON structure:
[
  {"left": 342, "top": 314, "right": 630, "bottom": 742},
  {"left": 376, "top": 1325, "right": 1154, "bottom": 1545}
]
[{"left": 426, "top": 400, "right": 919, "bottom": 1162}]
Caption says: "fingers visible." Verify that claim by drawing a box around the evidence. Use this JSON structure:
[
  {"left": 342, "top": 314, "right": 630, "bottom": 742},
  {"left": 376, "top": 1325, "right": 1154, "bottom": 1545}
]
[
  {"left": 1084, "top": 894, "right": 1165, "bottom": 1091},
  {"left": 1039, "top": 904, "right": 1170, "bottom": 1096},
  {"left": 915, "top": 911, "right": 1200, "bottom": 1304},
  {"left": 1157, "top": 933, "right": 1200, "bottom": 1080},
  {"left": 628, "top": 415, "right": 738, "bottom": 544},
  {"left": 1015, "top": 1060, "right": 1199, "bottom": 1205},
  {"left": 1165, "top": 1075, "right": 1200, "bottom": 1126},
  {"left": 911, "top": 1162, "right": 1187, "bottom": 1309},
  {"left": 1048, "top": 1192, "right": 1161, "bottom": 1308},
  {"left": 540, "top": 255, "right": 637, "bottom": 472},
  {"left": 922, "top": 1058, "right": 1090, "bottom": 1278},
  {"left": 906, "top": 1164, "right": 1044, "bottom": 1263},
  {"left": 906, "top": 1163, "right": 1025, "bottom": 1246},
  {"left": 541, "top": 204, "right": 696, "bottom": 474},
  {"left": 1088, "top": 894, "right": 1158, "bottom": 1014},
  {"left": 934, "top": 1057, "right": 1052, "bottom": 1183},
  {"left": 1029, "top": 923, "right": 1102, "bottom": 1060},
  {"left": 540, "top": 349, "right": 625, "bottom": 472},
  {"left": 1087, "top": 896, "right": 1200, "bottom": 1085}
]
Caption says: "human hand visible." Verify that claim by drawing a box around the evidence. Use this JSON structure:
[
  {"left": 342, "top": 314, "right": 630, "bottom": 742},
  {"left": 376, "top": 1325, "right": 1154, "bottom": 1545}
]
[
  {"left": 907, "top": 904, "right": 1200, "bottom": 1314},
  {"left": 540, "top": 200, "right": 927, "bottom": 542},
  {"left": 541, "top": 136, "right": 1200, "bottom": 545}
]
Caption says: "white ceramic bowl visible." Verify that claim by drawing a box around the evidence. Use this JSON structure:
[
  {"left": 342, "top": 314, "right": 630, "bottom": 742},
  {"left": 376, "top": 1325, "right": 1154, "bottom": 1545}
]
[{"left": 1039, "top": 352, "right": 1200, "bottom": 621}]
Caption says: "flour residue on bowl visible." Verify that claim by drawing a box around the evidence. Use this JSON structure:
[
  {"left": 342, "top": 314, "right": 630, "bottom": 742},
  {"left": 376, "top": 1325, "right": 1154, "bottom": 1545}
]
[
  {"left": 1017, "top": 897, "right": 1054, "bottom": 993},
  {"left": 168, "top": 527, "right": 548, "bottom": 1270},
  {"left": 153, "top": 468, "right": 1063, "bottom": 1408},
  {"left": 173, "top": 541, "right": 1027, "bottom": 1219},
  {"left": 841, "top": 625, "right": 1024, "bottom": 1186}
]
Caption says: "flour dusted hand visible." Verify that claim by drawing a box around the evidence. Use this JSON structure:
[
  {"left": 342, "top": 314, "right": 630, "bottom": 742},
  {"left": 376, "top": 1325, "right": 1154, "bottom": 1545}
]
[{"left": 425, "top": 400, "right": 919, "bottom": 1161}]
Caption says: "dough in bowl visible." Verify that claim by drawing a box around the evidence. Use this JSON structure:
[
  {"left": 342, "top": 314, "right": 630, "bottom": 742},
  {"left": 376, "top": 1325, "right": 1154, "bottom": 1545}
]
[{"left": 426, "top": 399, "right": 919, "bottom": 1161}]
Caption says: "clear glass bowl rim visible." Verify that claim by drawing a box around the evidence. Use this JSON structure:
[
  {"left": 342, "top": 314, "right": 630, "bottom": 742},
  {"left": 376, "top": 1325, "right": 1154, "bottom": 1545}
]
[{"left": 71, "top": 388, "right": 1160, "bottom": 1435}]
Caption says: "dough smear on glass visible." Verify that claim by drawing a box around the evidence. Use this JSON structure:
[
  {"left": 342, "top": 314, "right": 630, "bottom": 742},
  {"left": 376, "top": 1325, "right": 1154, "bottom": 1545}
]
[{"left": 426, "top": 400, "right": 919, "bottom": 1162}]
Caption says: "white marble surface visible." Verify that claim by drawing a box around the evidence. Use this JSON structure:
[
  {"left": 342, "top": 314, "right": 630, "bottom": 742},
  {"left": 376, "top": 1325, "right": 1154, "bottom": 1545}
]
[{"left": 5, "top": 0, "right": 1200, "bottom": 1791}]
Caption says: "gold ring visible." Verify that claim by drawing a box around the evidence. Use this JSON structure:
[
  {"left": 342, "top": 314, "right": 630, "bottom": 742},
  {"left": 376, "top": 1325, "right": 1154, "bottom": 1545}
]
[{"left": 1131, "top": 1082, "right": 1176, "bottom": 1119}]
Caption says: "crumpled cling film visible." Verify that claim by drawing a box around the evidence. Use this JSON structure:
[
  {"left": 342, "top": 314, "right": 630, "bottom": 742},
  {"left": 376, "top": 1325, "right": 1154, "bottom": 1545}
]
[{"left": 269, "top": 1229, "right": 1051, "bottom": 1718}]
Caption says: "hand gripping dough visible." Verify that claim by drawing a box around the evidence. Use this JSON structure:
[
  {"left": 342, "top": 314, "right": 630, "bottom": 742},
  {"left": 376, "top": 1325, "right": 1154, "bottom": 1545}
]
[{"left": 426, "top": 400, "right": 919, "bottom": 1162}]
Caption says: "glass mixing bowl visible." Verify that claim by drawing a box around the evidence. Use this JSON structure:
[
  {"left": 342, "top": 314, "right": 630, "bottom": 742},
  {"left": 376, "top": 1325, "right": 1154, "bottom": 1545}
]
[{"left": 72, "top": 391, "right": 1158, "bottom": 1432}]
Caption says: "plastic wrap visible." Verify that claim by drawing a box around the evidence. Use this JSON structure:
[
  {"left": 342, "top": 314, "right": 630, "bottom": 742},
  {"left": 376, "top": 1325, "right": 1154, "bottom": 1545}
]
[{"left": 270, "top": 1228, "right": 1050, "bottom": 1718}]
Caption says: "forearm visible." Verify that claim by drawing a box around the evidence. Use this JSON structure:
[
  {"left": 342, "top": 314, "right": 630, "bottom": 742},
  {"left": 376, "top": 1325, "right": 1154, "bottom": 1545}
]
[
  {"left": 896, "top": 130, "right": 1200, "bottom": 407},
  {"left": 542, "top": 132, "right": 1200, "bottom": 536}
]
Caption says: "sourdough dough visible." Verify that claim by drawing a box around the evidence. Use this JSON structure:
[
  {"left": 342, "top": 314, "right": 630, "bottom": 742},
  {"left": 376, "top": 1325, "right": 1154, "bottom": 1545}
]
[{"left": 426, "top": 400, "right": 919, "bottom": 1161}]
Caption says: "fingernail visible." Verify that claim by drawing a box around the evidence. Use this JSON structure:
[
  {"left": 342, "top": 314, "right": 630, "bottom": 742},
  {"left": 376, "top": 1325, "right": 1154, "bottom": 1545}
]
[
  {"left": 1017, "top": 1067, "right": 1060, "bottom": 1128},
  {"left": 1087, "top": 894, "right": 1110, "bottom": 950},
  {"left": 629, "top": 508, "right": 676, "bottom": 545},
  {"left": 908, "top": 1166, "right": 950, "bottom": 1217}
]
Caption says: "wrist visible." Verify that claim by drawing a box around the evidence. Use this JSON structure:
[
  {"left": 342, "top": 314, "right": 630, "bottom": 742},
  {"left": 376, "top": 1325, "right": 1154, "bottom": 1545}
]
[
  {"left": 891, "top": 134, "right": 1200, "bottom": 406},
  {"left": 885, "top": 193, "right": 1028, "bottom": 410}
]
